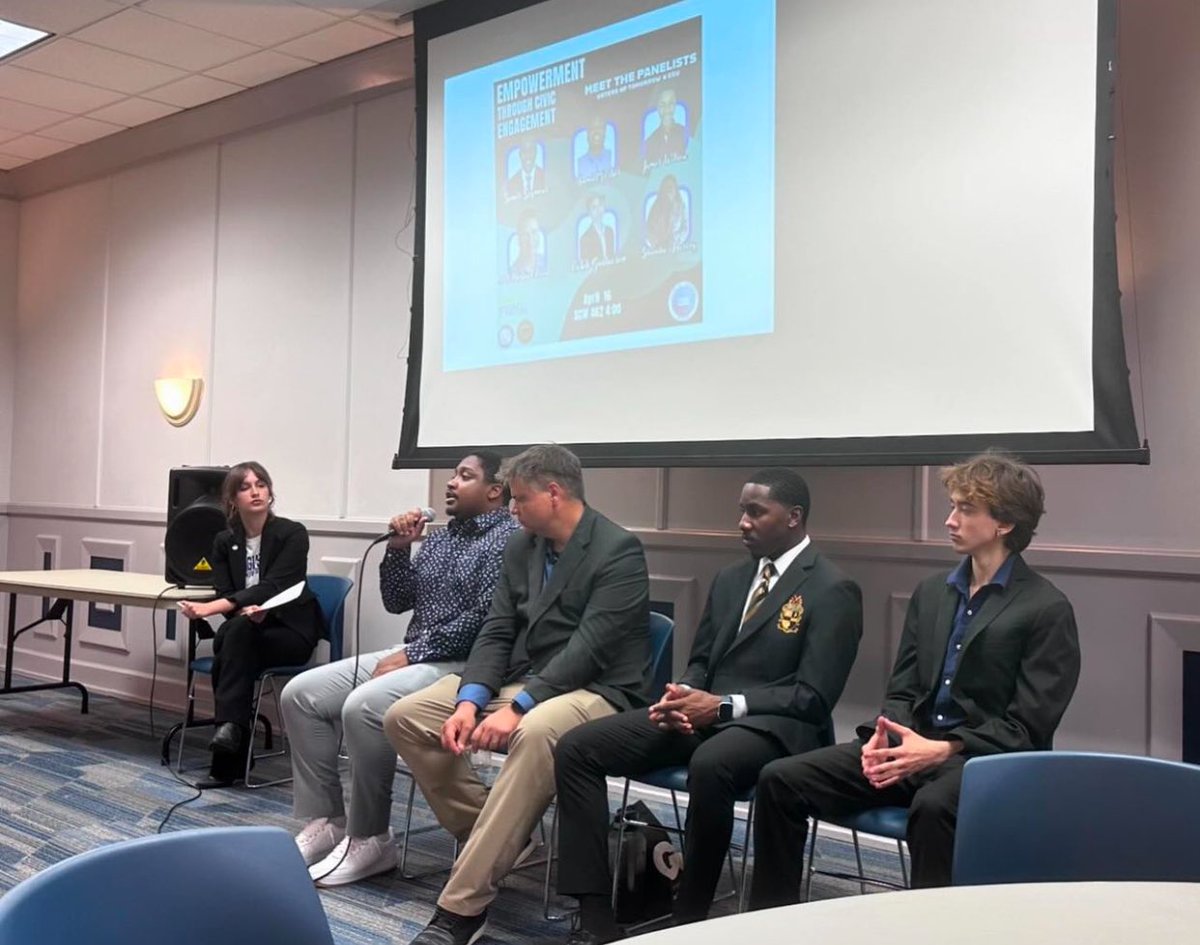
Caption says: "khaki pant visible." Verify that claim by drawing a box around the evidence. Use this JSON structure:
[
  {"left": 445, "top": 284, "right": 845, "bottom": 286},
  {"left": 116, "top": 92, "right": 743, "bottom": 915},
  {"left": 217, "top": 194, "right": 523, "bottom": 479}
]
[{"left": 383, "top": 674, "right": 616, "bottom": 916}]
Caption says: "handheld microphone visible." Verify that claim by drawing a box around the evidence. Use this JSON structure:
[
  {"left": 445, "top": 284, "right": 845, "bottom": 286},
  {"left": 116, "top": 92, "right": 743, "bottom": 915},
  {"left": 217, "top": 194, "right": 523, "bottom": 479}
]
[{"left": 384, "top": 507, "right": 437, "bottom": 538}]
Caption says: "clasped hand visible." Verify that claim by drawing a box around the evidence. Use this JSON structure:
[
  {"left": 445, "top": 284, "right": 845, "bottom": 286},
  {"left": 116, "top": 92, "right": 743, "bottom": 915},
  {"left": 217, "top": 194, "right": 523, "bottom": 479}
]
[
  {"left": 648, "top": 683, "right": 721, "bottom": 735},
  {"left": 440, "top": 703, "right": 523, "bottom": 755},
  {"left": 859, "top": 716, "right": 957, "bottom": 789}
]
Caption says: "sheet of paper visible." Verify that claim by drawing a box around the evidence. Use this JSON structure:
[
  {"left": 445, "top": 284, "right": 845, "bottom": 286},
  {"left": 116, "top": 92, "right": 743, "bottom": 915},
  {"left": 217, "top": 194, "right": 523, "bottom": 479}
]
[{"left": 258, "top": 580, "right": 305, "bottom": 612}]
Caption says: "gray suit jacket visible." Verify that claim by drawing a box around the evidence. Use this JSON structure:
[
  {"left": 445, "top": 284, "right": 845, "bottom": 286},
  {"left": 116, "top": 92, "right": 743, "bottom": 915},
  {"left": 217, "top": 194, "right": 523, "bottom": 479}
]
[{"left": 460, "top": 506, "right": 652, "bottom": 712}]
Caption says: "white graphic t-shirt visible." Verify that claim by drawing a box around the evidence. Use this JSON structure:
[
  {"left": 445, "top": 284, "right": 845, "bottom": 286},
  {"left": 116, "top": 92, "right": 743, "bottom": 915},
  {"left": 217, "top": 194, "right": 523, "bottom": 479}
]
[{"left": 245, "top": 534, "right": 262, "bottom": 589}]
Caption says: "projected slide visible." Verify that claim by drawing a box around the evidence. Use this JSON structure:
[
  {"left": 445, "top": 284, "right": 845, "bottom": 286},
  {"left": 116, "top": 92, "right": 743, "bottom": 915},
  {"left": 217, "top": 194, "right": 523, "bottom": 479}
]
[{"left": 439, "top": 1, "right": 775, "bottom": 372}]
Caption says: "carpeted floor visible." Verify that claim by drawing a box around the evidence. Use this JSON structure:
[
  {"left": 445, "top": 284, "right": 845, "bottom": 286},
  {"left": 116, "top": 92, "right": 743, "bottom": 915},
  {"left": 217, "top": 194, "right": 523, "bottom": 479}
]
[{"left": 0, "top": 680, "right": 905, "bottom": 944}]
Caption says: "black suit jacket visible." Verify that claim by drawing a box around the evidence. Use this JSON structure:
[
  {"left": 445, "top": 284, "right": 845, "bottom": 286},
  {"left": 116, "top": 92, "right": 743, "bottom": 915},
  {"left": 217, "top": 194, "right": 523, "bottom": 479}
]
[
  {"left": 678, "top": 544, "right": 863, "bottom": 756},
  {"left": 505, "top": 165, "right": 546, "bottom": 199},
  {"left": 211, "top": 515, "right": 323, "bottom": 646},
  {"left": 861, "top": 553, "right": 1080, "bottom": 755},
  {"left": 461, "top": 506, "right": 651, "bottom": 712}
]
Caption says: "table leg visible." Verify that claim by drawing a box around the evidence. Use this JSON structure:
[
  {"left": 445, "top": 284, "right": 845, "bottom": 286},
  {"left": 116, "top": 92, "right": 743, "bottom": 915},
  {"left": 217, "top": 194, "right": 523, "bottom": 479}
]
[{"left": 0, "top": 592, "right": 89, "bottom": 712}]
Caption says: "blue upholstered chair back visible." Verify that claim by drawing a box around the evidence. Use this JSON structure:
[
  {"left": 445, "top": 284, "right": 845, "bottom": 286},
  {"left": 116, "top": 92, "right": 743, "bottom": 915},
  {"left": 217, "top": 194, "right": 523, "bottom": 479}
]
[
  {"left": 0, "top": 826, "right": 335, "bottom": 945},
  {"left": 307, "top": 572, "right": 351, "bottom": 663},
  {"left": 953, "top": 751, "right": 1200, "bottom": 885},
  {"left": 648, "top": 611, "right": 675, "bottom": 695}
]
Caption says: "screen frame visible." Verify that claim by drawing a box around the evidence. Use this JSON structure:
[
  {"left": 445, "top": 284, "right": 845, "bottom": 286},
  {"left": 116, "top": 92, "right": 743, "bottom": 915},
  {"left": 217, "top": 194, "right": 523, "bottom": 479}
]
[{"left": 395, "top": 0, "right": 1147, "bottom": 469}]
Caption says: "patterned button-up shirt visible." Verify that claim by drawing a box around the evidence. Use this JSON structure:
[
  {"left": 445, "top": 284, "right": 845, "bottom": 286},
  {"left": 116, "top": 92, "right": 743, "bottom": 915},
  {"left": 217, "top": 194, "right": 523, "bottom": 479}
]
[{"left": 378, "top": 508, "right": 519, "bottom": 664}]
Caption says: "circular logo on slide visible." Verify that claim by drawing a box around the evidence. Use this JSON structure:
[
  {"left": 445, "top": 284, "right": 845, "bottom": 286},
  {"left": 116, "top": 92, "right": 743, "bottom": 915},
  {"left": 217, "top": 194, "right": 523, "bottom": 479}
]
[
  {"left": 498, "top": 325, "right": 514, "bottom": 348},
  {"left": 517, "top": 319, "right": 535, "bottom": 344},
  {"left": 668, "top": 281, "right": 699, "bottom": 322}
]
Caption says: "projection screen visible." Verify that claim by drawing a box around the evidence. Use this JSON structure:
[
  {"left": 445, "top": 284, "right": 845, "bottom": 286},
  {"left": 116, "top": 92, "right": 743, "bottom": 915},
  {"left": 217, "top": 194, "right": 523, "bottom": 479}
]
[{"left": 394, "top": 0, "right": 1146, "bottom": 468}]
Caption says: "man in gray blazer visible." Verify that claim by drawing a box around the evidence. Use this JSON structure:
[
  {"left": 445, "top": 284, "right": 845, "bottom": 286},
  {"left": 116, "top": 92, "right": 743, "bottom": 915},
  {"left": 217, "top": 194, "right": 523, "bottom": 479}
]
[{"left": 385, "top": 444, "right": 651, "bottom": 945}]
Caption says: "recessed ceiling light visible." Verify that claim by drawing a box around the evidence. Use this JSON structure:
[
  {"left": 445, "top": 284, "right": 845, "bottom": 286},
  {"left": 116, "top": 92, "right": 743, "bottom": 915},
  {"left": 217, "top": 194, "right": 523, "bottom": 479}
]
[{"left": 0, "top": 18, "right": 51, "bottom": 63}]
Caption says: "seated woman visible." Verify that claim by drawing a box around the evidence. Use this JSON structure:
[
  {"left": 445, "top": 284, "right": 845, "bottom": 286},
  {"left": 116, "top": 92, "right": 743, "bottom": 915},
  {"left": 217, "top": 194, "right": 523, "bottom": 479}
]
[{"left": 179, "top": 461, "right": 322, "bottom": 788}]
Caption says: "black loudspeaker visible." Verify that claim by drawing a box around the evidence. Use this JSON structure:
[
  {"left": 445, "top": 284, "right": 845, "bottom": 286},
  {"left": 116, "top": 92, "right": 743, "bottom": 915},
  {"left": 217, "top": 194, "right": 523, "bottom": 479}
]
[{"left": 164, "top": 466, "right": 229, "bottom": 586}]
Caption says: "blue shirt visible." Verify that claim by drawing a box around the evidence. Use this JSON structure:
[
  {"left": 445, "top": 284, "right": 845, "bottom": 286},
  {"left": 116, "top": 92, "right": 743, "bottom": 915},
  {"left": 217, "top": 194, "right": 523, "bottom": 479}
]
[
  {"left": 931, "top": 554, "right": 1016, "bottom": 730},
  {"left": 378, "top": 508, "right": 519, "bottom": 664}
]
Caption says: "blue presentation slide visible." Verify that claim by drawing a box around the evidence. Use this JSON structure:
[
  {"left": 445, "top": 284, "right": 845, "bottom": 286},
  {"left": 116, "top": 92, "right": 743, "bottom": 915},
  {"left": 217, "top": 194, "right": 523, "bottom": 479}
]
[{"left": 441, "top": 0, "right": 775, "bottom": 372}]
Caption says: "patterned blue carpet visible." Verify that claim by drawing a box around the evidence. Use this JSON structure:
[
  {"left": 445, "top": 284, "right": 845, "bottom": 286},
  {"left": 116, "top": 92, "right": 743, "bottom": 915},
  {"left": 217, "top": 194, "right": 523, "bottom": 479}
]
[{"left": 0, "top": 679, "right": 903, "bottom": 943}]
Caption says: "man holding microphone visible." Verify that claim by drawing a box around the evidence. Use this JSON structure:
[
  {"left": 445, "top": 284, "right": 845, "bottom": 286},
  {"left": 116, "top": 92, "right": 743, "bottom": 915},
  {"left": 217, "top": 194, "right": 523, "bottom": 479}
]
[{"left": 279, "top": 452, "right": 517, "bottom": 886}]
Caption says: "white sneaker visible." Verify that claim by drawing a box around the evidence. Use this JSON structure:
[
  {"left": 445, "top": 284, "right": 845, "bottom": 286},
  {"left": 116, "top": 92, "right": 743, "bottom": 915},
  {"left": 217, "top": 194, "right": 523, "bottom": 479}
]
[
  {"left": 309, "top": 830, "right": 397, "bottom": 887},
  {"left": 294, "top": 817, "right": 345, "bottom": 867}
]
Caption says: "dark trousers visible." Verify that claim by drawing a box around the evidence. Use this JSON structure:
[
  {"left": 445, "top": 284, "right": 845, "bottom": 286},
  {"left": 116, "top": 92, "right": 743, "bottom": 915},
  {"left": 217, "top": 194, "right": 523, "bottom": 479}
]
[
  {"left": 555, "top": 710, "right": 790, "bottom": 923},
  {"left": 209, "top": 614, "right": 314, "bottom": 731},
  {"left": 748, "top": 740, "right": 965, "bottom": 909}
]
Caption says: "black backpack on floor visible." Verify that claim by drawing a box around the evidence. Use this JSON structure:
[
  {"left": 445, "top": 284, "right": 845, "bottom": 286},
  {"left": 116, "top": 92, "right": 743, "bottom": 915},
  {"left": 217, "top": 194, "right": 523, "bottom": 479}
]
[{"left": 612, "top": 800, "right": 682, "bottom": 925}]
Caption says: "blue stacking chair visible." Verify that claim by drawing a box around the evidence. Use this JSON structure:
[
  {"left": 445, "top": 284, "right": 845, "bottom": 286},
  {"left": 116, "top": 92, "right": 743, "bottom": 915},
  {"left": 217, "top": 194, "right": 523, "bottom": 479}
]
[
  {"left": 805, "top": 805, "right": 910, "bottom": 897},
  {"left": 0, "top": 826, "right": 335, "bottom": 945},
  {"left": 953, "top": 751, "right": 1200, "bottom": 885},
  {"left": 177, "top": 573, "right": 351, "bottom": 788}
]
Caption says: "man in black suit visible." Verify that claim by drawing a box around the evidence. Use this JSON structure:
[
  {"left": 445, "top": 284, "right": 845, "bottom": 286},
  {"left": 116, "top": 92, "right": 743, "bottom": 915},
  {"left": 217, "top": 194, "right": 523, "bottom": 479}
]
[
  {"left": 749, "top": 452, "right": 1081, "bottom": 907},
  {"left": 506, "top": 139, "right": 547, "bottom": 199},
  {"left": 579, "top": 193, "right": 616, "bottom": 265},
  {"left": 384, "top": 444, "right": 651, "bottom": 945},
  {"left": 554, "top": 469, "right": 863, "bottom": 942}
]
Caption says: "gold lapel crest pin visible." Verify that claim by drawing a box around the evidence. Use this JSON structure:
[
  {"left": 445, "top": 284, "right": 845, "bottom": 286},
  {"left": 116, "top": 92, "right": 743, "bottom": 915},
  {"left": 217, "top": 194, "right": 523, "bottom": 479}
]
[{"left": 778, "top": 594, "right": 804, "bottom": 633}]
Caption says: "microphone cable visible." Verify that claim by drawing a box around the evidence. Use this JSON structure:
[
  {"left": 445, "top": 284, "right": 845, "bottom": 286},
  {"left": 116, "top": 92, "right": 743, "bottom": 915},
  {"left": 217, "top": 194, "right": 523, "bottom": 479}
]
[{"left": 152, "top": 584, "right": 211, "bottom": 832}]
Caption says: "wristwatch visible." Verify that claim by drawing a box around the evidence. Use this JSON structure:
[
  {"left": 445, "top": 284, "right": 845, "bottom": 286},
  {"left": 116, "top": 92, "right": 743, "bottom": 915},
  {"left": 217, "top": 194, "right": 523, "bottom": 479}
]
[{"left": 717, "top": 698, "right": 734, "bottom": 723}]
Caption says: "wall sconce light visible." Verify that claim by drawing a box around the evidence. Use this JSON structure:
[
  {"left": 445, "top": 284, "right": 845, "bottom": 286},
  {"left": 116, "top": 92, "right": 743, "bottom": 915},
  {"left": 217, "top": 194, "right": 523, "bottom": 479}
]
[{"left": 154, "top": 377, "right": 203, "bottom": 427}]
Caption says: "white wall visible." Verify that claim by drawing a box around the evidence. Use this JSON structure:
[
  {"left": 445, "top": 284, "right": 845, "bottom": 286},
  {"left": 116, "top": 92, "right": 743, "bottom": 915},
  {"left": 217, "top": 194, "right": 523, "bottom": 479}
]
[
  {"left": 0, "top": 88, "right": 427, "bottom": 707},
  {"left": 9, "top": 88, "right": 422, "bottom": 520},
  {"left": 0, "top": 196, "right": 16, "bottom": 566}
]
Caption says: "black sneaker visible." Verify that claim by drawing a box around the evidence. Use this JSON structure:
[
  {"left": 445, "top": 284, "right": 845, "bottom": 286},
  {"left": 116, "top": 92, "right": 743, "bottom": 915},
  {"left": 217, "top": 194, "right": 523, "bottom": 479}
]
[{"left": 411, "top": 907, "right": 487, "bottom": 945}]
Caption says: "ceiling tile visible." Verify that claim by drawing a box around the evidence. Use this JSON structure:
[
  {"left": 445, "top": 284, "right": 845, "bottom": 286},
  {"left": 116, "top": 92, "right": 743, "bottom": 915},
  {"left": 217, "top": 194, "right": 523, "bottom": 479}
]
[
  {"left": 0, "top": 66, "right": 124, "bottom": 113},
  {"left": 206, "top": 49, "right": 313, "bottom": 86},
  {"left": 291, "top": 1, "right": 371, "bottom": 16},
  {"left": 276, "top": 18, "right": 394, "bottom": 63},
  {"left": 1, "top": 133, "right": 74, "bottom": 160},
  {"left": 72, "top": 8, "right": 260, "bottom": 72},
  {"left": 12, "top": 38, "right": 188, "bottom": 95},
  {"left": 0, "top": 95, "right": 72, "bottom": 132},
  {"left": 0, "top": 151, "right": 31, "bottom": 170},
  {"left": 354, "top": 13, "right": 408, "bottom": 36},
  {"left": 0, "top": 0, "right": 126, "bottom": 35},
  {"left": 139, "top": 0, "right": 339, "bottom": 47},
  {"left": 87, "top": 95, "right": 180, "bottom": 126},
  {"left": 38, "top": 113, "right": 124, "bottom": 144},
  {"left": 0, "top": 125, "right": 20, "bottom": 144},
  {"left": 142, "top": 74, "right": 242, "bottom": 109}
]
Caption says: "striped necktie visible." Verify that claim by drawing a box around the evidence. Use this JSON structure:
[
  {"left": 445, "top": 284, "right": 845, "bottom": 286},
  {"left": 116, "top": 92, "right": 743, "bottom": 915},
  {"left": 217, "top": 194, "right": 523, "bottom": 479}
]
[{"left": 741, "top": 561, "right": 776, "bottom": 627}]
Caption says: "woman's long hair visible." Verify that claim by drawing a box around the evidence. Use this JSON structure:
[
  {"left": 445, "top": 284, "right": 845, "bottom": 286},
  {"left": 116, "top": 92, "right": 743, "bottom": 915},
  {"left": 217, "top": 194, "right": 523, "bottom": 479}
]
[{"left": 220, "top": 461, "right": 276, "bottom": 528}]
